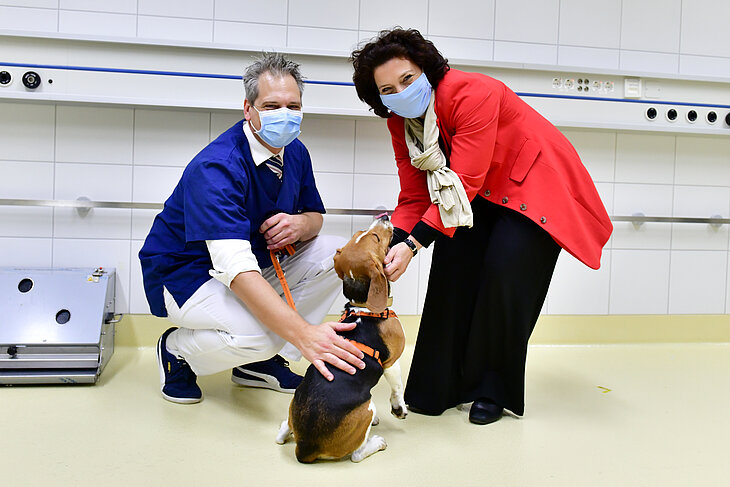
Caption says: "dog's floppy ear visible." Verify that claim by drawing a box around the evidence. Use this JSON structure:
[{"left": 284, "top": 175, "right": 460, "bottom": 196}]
[
  {"left": 333, "top": 247, "right": 344, "bottom": 279},
  {"left": 365, "top": 258, "right": 388, "bottom": 313}
]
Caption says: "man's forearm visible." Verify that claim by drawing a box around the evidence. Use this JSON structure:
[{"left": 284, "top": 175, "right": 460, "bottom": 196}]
[
  {"left": 229, "top": 270, "right": 308, "bottom": 344},
  {"left": 298, "top": 212, "right": 323, "bottom": 241}
]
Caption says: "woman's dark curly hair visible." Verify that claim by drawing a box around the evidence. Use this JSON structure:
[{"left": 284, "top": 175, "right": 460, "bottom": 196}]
[{"left": 350, "top": 28, "right": 450, "bottom": 118}]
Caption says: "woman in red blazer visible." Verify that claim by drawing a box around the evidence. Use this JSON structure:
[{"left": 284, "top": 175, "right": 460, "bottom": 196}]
[{"left": 351, "top": 29, "right": 612, "bottom": 425}]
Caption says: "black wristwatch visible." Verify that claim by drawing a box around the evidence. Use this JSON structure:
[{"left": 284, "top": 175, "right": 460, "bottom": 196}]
[{"left": 402, "top": 238, "right": 418, "bottom": 257}]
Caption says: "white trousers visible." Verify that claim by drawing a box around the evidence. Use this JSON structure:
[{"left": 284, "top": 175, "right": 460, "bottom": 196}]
[{"left": 163, "top": 235, "right": 346, "bottom": 376}]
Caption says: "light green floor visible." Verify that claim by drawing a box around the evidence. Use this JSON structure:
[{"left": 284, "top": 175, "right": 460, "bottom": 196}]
[{"left": 3, "top": 341, "right": 730, "bottom": 486}]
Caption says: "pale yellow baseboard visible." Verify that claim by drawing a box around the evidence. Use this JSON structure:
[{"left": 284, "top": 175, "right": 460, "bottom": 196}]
[{"left": 115, "top": 313, "right": 730, "bottom": 348}]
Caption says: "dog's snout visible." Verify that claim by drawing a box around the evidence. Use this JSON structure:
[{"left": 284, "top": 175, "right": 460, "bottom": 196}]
[{"left": 376, "top": 213, "right": 390, "bottom": 222}]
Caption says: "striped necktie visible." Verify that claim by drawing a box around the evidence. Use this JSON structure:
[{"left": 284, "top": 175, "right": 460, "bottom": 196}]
[{"left": 265, "top": 154, "right": 283, "bottom": 180}]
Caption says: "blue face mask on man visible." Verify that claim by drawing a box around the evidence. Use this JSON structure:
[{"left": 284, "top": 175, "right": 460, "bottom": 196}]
[
  {"left": 379, "top": 72, "right": 432, "bottom": 119},
  {"left": 252, "top": 106, "right": 303, "bottom": 147}
]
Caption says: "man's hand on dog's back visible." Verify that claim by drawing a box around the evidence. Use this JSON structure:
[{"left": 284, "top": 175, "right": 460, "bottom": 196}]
[{"left": 295, "top": 320, "right": 366, "bottom": 381}]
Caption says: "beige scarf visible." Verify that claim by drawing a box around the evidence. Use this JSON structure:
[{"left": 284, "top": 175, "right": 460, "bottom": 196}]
[{"left": 403, "top": 93, "right": 473, "bottom": 228}]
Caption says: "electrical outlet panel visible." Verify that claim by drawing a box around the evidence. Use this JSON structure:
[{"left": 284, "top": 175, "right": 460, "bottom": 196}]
[{"left": 552, "top": 75, "right": 615, "bottom": 94}]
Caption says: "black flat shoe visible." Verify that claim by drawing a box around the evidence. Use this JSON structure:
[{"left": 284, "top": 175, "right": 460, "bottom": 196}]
[
  {"left": 469, "top": 399, "right": 503, "bottom": 425},
  {"left": 406, "top": 404, "right": 444, "bottom": 416}
]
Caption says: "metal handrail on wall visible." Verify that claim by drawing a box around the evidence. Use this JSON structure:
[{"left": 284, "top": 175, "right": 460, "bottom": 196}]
[
  {"left": 0, "top": 198, "right": 386, "bottom": 216},
  {"left": 0, "top": 198, "right": 728, "bottom": 224}
]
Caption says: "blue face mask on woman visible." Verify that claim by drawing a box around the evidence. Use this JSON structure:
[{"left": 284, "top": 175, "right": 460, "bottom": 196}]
[
  {"left": 379, "top": 72, "right": 432, "bottom": 119},
  {"left": 252, "top": 106, "right": 303, "bottom": 147}
]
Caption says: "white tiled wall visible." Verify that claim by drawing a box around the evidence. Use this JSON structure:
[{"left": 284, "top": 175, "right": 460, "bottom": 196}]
[
  {"left": 3, "top": 1, "right": 730, "bottom": 317},
  {"left": 4, "top": 0, "right": 730, "bottom": 77},
  {"left": 2, "top": 101, "right": 730, "bottom": 316}
]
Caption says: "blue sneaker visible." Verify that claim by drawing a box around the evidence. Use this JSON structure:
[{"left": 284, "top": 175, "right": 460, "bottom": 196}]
[
  {"left": 157, "top": 327, "right": 202, "bottom": 404},
  {"left": 231, "top": 355, "right": 303, "bottom": 393}
]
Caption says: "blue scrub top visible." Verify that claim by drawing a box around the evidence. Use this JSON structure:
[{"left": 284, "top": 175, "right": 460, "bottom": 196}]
[{"left": 139, "top": 120, "right": 325, "bottom": 317}]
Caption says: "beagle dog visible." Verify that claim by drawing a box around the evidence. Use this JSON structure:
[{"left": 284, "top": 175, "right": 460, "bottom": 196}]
[{"left": 275, "top": 215, "right": 408, "bottom": 463}]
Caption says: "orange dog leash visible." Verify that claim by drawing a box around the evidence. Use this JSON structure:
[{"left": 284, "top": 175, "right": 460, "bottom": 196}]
[{"left": 270, "top": 244, "right": 297, "bottom": 311}]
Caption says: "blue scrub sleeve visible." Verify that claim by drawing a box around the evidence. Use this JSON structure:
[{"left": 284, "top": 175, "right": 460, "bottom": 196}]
[{"left": 183, "top": 160, "right": 252, "bottom": 242}]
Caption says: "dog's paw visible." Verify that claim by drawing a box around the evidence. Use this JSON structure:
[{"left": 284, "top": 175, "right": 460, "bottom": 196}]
[
  {"left": 391, "top": 404, "right": 408, "bottom": 419},
  {"left": 275, "top": 419, "right": 292, "bottom": 444},
  {"left": 351, "top": 435, "right": 387, "bottom": 463}
]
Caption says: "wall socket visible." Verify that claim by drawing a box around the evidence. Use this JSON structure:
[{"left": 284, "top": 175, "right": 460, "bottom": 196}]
[{"left": 552, "top": 75, "right": 615, "bottom": 94}]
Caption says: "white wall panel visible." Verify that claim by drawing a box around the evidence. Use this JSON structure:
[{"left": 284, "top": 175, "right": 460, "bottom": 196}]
[
  {"left": 0, "top": 102, "right": 55, "bottom": 162},
  {"left": 314, "top": 172, "right": 353, "bottom": 210},
  {"left": 594, "top": 182, "right": 614, "bottom": 248},
  {"left": 320, "top": 215, "right": 352, "bottom": 243},
  {"left": 621, "top": 0, "right": 681, "bottom": 53},
  {"left": 0, "top": 208, "right": 53, "bottom": 238},
  {"left": 60, "top": 0, "right": 136, "bottom": 14},
  {"left": 562, "top": 130, "right": 616, "bottom": 183},
  {"left": 675, "top": 136, "right": 730, "bottom": 187},
  {"left": 133, "top": 166, "right": 184, "bottom": 203},
  {"left": 359, "top": 0, "right": 428, "bottom": 33},
  {"left": 678, "top": 54, "right": 730, "bottom": 79},
  {"left": 138, "top": 0, "right": 213, "bottom": 20},
  {"left": 0, "top": 6, "right": 58, "bottom": 32},
  {"left": 610, "top": 249, "right": 670, "bottom": 314},
  {"left": 680, "top": 0, "right": 730, "bottom": 58},
  {"left": 131, "top": 166, "right": 182, "bottom": 239},
  {"left": 619, "top": 51, "right": 679, "bottom": 77},
  {"left": 214, "top": 0, "right": 287, "bottom": 24},
  {"left": 56, "top": 105, "right": 134, "bottom": 164},
  {"left": 615, "top": 133, "right": 675, "bottom": 185},
  {"left": 428, "top": 0, "right": 494, "bottom": 40},
  {"left": 559, "top": 0, "right": 620, "bottom": 48},
  {"left": 557, "top": 46, "right": 620, "bottom": 70},
  {"left": 416, "top": 246, "right": 433, "bottom": 314},
  {"left": 298, "top": 117, "right": 355, "bottom": 173},
  {"left": 428, "top": 36, "right": 494, "bottom": 62},
  {"left": 289, "top": 0, "right": 358, "bottom": 30},
  {"left": 612, "top": 184, "right": 673, "bottom": 250},
  {"left": 53, "top": 163, "right": 132, "bottom": 239},
  {"left": 0, "top": 161, "right": 54, "bottom": 199},
  {"left": 493, "top": 41, "right": 557, "bottom": 65},
  {"left": 669, "top": 250, "right": 727, "bottom": 314},
  {"left": 1, "top": 0, "right": 58, "bottom": 7},
  {"left": 548, "top": 249, "right": 611, "bottom": 314},
  {"left": 0, "top": 237, "right": 52, "bottom": 267},
  {"left": 131, "top": 210, "right": 156, "bottom": 241},
  {"left": 0, "top": 161, "right": 54, "bottom": 238},
  {"left": 354, "top": 119, "right": 396, "bottom": 175},
  {"left": 352, "top": 174, "right": 399, "bottom": 211},
  {"left": 137, "top": 16, "right": 213, "bottom": 43},
  {"left": 53, "top": 238, "right": 132, "bottom": 313},
  {"left": 287, "top": 26, "right": 359, "bottom": 53},
  {"left": 495, "top": 0, "right": 558, "bottom": 44},
  {"left": 390, "top": 258, "right": 419, "bottom": 315},
  {"left": 58, "top": 10, "right": 136, "bottom": 37},
  {"left": 210, "top": 112, "right": 243, "bottom": 140},
  {"left": 134, "top": 109, "right": 210, "bottom": 167},
  {"left": 671, "top": 186, "right": 730, "bottom": 251},
  {"left": 128, "top": 239, "right": 148, "bottom": 314},
  {"left": 214, "top": 21, "right": 287, "bottom": 48}
]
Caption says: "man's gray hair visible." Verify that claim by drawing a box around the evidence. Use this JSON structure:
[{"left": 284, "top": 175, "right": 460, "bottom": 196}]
[{"left": 243, "top": 52, "right": 304, "bottom": 104}]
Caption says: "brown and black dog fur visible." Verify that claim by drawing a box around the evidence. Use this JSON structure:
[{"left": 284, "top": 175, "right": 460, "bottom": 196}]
[{"left": 275, "top": 216, "right": 408, "bottom": 463}]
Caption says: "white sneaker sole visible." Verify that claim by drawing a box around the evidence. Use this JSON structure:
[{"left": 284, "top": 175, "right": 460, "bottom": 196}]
[
  {"left": 157, "top": 334, "right": 202, "bottom": 404},
  {"left": 231, "top": 369, "right": 296, "bottom": 394}
]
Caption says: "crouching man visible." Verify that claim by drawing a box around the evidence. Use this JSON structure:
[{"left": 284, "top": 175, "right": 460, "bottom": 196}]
[{"left": 139, "top": 52, "right": 365, "bottom": 404}]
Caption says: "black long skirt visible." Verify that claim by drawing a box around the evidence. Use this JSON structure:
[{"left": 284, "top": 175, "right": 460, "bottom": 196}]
[{"left": 404, "top": 197, "right": 561, "bottom": 416}]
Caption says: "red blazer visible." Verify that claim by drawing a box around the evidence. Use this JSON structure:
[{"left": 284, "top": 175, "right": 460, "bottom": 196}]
[{"left": 387, "top": 69, "right": 612, "bottom": 269}]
